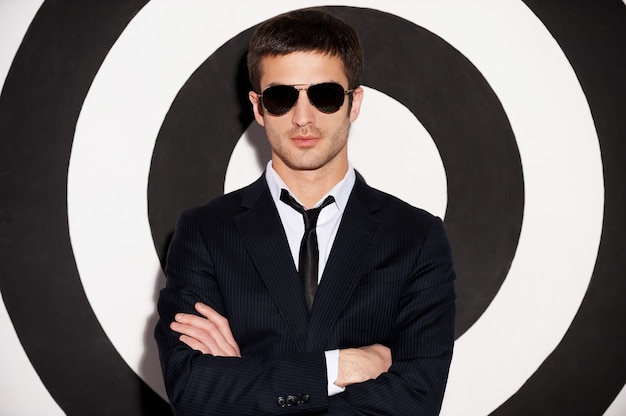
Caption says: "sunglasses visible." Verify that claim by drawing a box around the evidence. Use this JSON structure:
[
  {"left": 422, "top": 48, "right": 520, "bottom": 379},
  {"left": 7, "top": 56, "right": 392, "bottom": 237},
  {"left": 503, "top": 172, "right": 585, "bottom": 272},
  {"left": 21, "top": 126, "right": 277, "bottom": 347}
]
[{"left": 258, "top": 82, "right": 354, "bottom": 116}]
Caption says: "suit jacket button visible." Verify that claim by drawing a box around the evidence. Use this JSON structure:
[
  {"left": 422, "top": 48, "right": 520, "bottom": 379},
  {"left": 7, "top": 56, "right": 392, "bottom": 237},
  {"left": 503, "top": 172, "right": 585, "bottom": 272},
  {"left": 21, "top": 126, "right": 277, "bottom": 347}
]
[
  {"left": 300, "top": 394, "right": 310, "bottom": 404},
  {"left": 277, "top": 396, "right": 286, "bottom": 407},
  {"left": 287, "top": 394, "right": 299, "bottom": 405}
]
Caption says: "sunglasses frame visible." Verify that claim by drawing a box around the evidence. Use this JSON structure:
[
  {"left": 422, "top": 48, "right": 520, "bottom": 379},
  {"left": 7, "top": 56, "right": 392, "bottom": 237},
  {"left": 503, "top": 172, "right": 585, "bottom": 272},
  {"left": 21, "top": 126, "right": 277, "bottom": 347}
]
[{"left": 257, "top": 82, "right": 354, "bottom": 116}]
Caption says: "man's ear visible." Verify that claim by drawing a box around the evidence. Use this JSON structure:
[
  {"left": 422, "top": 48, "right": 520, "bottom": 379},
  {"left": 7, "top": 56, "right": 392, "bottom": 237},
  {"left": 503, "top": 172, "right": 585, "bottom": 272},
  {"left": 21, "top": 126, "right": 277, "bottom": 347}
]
[
  {"left": 248, "top": 91, "right": 265, "bottom": 126},
  {"left": 349, "top": 86, "right": 363, "bottom": 123}
]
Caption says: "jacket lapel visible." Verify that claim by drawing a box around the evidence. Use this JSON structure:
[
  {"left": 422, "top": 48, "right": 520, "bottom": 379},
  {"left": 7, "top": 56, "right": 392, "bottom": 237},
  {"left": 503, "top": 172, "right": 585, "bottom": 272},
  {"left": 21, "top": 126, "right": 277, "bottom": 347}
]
[
  {"left": 233, "top": 176, "right": 309, "bottom": 351},
  {"left": 306, "top": 177, "right": 383, "bottom": 351}
]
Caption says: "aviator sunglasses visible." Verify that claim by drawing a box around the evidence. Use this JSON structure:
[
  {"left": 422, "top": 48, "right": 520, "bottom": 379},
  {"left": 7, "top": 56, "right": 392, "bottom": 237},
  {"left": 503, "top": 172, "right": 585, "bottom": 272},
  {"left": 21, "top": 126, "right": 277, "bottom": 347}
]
[{"left": 258, "top": 82, "right": 354, "bottom": 116}]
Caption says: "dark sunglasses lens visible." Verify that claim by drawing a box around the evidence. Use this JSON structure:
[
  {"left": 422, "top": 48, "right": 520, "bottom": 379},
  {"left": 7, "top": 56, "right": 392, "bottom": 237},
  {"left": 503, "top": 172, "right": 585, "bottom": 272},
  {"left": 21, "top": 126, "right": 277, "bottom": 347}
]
[
  {"left": 262, "top": 85, "right": 299, "bottom": 115},
  {"left": 307, "top": 83, "right": 346, "bottom": 113}
]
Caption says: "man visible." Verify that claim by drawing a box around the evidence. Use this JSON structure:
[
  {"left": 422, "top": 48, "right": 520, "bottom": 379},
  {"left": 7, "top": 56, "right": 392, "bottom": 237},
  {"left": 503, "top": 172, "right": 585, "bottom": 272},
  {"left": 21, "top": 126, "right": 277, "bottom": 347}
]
[{"left": 155, "top": 8, "right": 456, "bottom": 415}]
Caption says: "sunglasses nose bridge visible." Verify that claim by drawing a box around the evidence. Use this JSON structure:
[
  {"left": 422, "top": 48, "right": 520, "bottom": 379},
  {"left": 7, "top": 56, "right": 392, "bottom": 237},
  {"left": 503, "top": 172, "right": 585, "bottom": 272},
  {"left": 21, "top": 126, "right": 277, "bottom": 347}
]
[
  {"left": 294, "top": 87, "right": 315, "bottom": 108},
  {"left": 291, "top": 87, "right": 317, "bottom": 123}
]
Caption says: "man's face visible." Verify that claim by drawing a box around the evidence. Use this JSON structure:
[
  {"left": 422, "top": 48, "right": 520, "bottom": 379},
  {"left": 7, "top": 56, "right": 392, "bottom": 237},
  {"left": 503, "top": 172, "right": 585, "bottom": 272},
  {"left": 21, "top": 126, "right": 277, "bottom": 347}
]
[{"left": 249, "top": 51, "right": 363, "bottom": 176}]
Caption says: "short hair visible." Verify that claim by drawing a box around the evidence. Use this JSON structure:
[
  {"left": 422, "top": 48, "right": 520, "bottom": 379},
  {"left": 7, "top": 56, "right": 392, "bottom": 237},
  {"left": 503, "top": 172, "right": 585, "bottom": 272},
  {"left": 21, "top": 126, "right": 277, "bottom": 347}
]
[{"left": 247, "top": 8, "right": 364, "bottom": 93}]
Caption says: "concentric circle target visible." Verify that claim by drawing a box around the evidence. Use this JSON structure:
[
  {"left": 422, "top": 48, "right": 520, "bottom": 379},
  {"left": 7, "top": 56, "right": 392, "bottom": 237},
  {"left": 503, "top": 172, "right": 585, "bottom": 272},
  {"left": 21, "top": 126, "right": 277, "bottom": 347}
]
[{"left": 0, "top": 1, "right": 624, "bottom": 415}]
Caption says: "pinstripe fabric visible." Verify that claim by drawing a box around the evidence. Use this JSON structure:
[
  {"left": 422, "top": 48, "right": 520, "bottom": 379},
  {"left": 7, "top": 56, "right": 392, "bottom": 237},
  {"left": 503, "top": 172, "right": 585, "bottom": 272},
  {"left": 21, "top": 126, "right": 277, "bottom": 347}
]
[{"left": 155, "top": 174, "right": 456, "bottom": 415}]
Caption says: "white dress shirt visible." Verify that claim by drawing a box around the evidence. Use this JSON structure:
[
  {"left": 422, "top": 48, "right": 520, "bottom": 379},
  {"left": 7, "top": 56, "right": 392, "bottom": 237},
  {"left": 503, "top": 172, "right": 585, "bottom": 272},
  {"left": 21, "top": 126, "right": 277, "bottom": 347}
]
[{"left": 265, "top": 161, "right": 356, "bottom": 395}]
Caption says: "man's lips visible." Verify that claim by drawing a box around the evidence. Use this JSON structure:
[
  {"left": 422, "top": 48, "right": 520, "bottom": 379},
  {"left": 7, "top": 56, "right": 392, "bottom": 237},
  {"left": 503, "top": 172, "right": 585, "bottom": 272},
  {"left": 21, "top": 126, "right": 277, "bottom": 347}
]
[{"left": 292, "top": 136, "right": 320, "bottom": 147}]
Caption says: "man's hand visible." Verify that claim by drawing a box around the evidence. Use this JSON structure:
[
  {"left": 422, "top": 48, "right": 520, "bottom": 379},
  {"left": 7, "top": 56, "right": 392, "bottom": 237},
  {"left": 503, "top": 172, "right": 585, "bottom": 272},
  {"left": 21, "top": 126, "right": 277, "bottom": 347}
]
[
  {"left": 335, "top": 344, "right": 391, "bottom": 387},
  {"left": 170, "top": 302, "right": 241, "bottom": 357}
]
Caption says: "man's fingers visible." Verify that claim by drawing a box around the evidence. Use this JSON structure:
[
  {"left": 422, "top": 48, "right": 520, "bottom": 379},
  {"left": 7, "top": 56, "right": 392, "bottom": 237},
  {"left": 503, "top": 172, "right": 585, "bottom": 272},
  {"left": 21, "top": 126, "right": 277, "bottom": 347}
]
[
  {"left": 194, "top": 302, "right": 225, "bottom": 322},
  {"left": 194, "top": 303, "right": 241, "bottom": 355},
  {"left": 171, "top": 307, "right": 241, "bottom": 357},
  {"left": 170, "top": 320, "right": 224, "bottom": 355},
  {"left": 178, "top": 334, "right": 211, "bottom": 354}
]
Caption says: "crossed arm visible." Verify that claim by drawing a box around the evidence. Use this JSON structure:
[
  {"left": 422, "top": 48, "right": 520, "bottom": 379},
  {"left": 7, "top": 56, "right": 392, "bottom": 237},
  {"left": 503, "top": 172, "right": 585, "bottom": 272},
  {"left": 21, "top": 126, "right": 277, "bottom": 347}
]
[{"left": 171, "top": 302, "right": 392, "bottom": 388}]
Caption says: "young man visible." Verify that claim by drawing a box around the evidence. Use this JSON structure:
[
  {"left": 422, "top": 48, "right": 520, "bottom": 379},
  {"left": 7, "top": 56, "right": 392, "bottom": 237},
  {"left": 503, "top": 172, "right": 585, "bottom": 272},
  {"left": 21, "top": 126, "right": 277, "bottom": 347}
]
[{"left": 155, "top": 8, "right": 456, "bottom": 415}]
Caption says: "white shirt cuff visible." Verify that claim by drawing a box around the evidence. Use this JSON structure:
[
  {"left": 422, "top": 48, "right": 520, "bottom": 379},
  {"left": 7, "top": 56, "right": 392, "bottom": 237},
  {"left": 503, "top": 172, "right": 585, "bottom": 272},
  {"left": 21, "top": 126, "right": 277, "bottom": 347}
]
[{"left": 324, "top": 349, "right": 346, "bottom": 396}]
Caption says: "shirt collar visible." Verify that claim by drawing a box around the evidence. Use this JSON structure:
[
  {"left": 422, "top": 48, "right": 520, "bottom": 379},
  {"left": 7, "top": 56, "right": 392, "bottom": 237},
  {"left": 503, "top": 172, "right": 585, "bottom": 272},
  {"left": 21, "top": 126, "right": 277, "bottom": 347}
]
[{"left": 265, "top": 160, "right": 356, "bottom": 212}]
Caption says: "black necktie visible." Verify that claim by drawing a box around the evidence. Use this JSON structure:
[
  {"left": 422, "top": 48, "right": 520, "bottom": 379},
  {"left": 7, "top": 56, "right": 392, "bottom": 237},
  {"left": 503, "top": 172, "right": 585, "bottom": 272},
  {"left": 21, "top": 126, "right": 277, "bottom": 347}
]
[{"left": 280, "top": 189, "right": 335, "bottom": 312}]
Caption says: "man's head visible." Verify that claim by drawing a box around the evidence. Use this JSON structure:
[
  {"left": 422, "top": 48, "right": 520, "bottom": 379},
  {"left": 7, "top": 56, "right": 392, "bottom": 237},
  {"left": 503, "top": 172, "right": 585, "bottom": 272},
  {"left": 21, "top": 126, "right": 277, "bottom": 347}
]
[
  {"left": 246, "top": 8, "right": 365, "bottom": 183},
  {"left": 247, "top": 8, "right": 364, "bottom": 94}
]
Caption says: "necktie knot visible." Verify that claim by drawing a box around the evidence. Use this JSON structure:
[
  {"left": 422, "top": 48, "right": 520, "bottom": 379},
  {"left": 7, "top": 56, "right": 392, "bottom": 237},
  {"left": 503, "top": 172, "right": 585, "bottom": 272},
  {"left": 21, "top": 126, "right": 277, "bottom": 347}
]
[{"left": 280, "top": 190, "right": 335, "bottom": 230}]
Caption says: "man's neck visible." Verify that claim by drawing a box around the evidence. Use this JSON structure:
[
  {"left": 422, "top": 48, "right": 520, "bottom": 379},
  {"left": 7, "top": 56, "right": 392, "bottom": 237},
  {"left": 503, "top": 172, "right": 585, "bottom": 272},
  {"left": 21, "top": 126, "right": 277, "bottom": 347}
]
[{"left": 272, "top": 159, "right": 348, "bottom": 209}]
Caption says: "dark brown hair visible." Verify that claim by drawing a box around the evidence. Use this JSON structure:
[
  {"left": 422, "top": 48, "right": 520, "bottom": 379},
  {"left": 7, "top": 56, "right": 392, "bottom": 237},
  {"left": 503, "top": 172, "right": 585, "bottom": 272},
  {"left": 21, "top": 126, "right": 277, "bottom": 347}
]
[{"left": 247, "top": 8, "right": 364, "bottom": 93}]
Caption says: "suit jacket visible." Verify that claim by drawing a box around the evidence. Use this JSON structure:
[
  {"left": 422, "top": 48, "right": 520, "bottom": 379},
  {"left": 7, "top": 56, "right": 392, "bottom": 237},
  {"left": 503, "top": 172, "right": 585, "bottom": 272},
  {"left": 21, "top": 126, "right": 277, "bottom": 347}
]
[{"left": 155, "top": 174, "right": 456, "bottom": 416}]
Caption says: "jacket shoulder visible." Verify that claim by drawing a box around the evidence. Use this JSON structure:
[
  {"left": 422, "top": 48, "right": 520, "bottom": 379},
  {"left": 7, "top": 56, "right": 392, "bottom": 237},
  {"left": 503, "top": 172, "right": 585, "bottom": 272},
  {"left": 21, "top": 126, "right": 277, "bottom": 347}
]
[
  {"left": 178, "top": 175, "right": 267, "bottom": 223},
  {"left": 353, "top": 176, "right": 439, "bottom": 225}
]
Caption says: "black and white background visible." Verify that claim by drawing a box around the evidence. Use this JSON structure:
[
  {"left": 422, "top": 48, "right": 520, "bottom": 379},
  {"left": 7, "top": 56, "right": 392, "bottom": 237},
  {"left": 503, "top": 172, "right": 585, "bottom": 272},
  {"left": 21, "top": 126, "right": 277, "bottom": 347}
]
[{"left": 1, "top": 1, "right": 625, "bottom": 415}]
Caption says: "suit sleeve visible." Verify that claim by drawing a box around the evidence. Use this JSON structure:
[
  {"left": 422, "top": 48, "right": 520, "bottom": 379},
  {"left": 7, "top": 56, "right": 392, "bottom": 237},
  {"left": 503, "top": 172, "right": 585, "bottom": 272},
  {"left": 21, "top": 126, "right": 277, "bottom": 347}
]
[
  {"left": 154, "top": 209, "right": 329, "bottom": 416},
  {"left": 327, "top": 216, "right": 456, "bottom": 415}
]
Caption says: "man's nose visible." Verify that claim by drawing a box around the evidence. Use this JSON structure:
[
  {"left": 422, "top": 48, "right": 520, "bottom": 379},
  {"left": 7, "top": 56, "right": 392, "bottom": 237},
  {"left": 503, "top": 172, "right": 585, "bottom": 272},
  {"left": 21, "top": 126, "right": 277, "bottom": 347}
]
[{"left": 291, "top": 90, "right": 315, "bottom": 127}]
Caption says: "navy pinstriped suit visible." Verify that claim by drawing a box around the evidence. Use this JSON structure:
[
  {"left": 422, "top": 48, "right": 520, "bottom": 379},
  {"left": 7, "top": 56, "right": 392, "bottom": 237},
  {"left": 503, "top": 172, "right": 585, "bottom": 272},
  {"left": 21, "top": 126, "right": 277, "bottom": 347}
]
[{"left": 155, "top": 173, "right": 456, "bottom": 415}]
